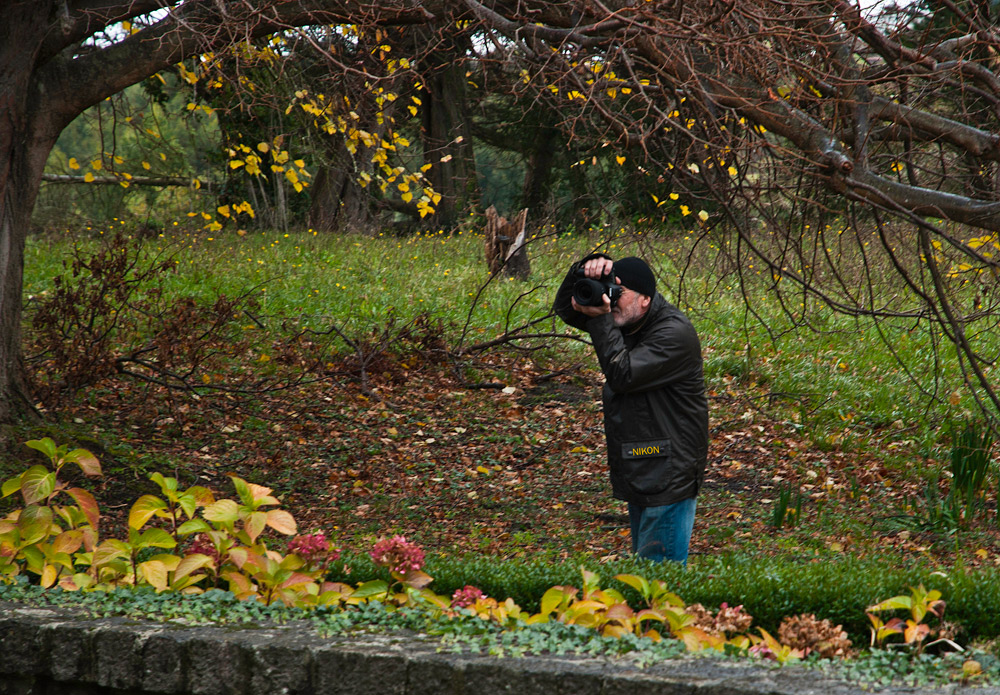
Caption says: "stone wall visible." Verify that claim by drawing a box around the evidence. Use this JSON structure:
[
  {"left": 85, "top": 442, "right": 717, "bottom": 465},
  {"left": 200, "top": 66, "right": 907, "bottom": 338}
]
[{"left": 0, "top": 601, "right": 988, "bottom": 695}]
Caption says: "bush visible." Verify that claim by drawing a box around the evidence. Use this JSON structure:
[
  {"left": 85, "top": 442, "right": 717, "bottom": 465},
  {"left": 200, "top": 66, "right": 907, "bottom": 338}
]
[{"left": 330, "top": 552, "right": 1000, "bottom": 646}]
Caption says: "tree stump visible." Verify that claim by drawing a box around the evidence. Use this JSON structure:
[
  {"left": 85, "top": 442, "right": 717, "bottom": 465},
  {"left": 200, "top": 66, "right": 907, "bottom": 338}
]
[{"left": 483, "top": 206, "right": 530, "bottom": 280}]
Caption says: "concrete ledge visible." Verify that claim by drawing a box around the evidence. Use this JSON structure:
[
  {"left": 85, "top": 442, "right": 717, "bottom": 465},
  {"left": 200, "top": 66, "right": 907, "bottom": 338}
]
[{"left": 0, "top": 601, "right": 995, "bottom": 695}]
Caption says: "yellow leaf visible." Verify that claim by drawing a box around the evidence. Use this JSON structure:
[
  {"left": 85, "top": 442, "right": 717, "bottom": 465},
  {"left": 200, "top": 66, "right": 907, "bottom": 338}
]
[
  {"left": 68, "top": 158, "right": 80, "bottom": 170},
  {"left": 258, "top": 354, "right": 270, "bottom": 363},
  {"left": 217, "top": 205, "right": 231, "bottom": 218},
  {"left": 266, "top": 509, "right": 297, "bottom": 535},
  {"left": 83, "top": 172, "right": 95, "bottom": 182},
  {"left": 140, "top": 560, "right": 171, "bottom": 591},
  {"left": 40, "top": 565, "right": 57, "bottom": 588},
  {"left": 698, "top": 210, "right": 709, "bottom": 221},
  {"left": 142, "top": 161, "right": 151, "bottom": 170},
  {"left": 571, "top": 446, "right": 590, "bottom": 453},
  {"left": 669, "top": 193, "right": 679, "bottom": 200},
  {"left": 616, "top": 155, "right": 626, "bottom": 166},
  {"left": 976, "top": 548, "right": 989, "bottom": 559},
  {"left": 257, "top": 142, "right": 270, "bottom": 153},
  {"left": 91, "top": 159, "right": 103, "bottom": 171},
  {"left": 728, "top": 166, "right": 738, "bottom": 176},
  {"left": 401, "top": 191, "right": 413, "bottom": 203}
]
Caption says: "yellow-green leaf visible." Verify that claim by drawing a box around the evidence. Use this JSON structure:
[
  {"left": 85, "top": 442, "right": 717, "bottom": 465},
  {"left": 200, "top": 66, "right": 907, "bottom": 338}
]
[
  {"left": 203, "top": 499, "right": 239, "bottom": 524},
  {"left": 129, "top": 494, "right": 168, "bottom": 530}
]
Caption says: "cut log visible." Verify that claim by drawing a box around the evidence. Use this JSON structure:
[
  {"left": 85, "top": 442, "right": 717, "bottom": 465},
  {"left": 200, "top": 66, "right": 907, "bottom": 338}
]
[{"left": 484, "top": 206, "right": 530, "bottom": 280}]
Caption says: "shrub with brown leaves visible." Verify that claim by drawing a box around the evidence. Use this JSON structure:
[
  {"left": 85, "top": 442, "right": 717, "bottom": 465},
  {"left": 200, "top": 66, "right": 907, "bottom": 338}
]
[
  {"left": 778, "top": 613, "right": 853, "bottom": 658},
  {"left": 685, "top": 602, "right": 754, "bottom": 636}
]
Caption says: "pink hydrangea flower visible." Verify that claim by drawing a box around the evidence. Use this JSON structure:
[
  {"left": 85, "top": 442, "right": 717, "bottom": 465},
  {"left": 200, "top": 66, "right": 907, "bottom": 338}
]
[
  {"left": 750, "top": 643, "right": 777, "bottom": 660},
  {"left": 451, "top": 585, "right": 486, "bottom": 609},
  {"left": 288, "top": 532, "right": 340, "bottom": 569},
  {"left": 369, "top": 535, "right": 425, "bottom": 575}
]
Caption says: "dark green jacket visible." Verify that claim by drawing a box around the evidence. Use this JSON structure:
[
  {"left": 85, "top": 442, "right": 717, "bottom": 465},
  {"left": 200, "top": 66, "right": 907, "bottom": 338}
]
[{"left": 554, "top": 258, "right": 709, "bottom": 506}]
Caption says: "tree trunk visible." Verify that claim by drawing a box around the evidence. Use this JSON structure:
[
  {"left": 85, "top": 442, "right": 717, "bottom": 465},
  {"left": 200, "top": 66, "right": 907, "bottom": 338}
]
[
  {"left": 420, "top": 33, "right": 478, "bottom": 230},
  {"left": 0, "top": 2, "right": 58, "bottom": 423},
  {"left": 521, "top": 125, "right": 558, "bottom": 220},
  {"left": 308, "top": 143, "right": 375, "bottom": 233}
]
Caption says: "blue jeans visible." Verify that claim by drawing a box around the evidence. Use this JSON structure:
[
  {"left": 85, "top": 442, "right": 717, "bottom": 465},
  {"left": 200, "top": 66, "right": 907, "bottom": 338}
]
[{"left": 628, "top": 497, "right": 697, "bottom": 565}]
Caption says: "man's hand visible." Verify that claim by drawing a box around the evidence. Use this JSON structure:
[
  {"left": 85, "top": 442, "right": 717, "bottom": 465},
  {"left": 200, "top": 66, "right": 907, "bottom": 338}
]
[
  {"left": 572, "top": 293, "right": 611, "bottom": 316},
  {"left": 581, "top": 256, "right": 614, "bottom": 279}
]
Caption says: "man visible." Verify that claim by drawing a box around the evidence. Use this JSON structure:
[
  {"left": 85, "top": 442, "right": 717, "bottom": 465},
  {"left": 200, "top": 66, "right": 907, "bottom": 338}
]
[{"left": 553, "top": 253, "right": 708, "bottom": 564}]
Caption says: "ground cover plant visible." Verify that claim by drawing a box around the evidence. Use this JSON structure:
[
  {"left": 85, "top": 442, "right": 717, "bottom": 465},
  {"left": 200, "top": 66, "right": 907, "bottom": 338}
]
[{"left": 4, "top": 222, "right": 1000, "bottom": 683}]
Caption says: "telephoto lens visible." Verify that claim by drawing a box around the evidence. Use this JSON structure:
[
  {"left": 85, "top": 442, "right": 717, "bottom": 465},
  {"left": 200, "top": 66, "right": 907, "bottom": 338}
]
[
  {"left": 573, "top": 277, "right": 606, "bottom": 306},
  {"left": 572, "top": 266, "right": 622, "bottom": 307}
]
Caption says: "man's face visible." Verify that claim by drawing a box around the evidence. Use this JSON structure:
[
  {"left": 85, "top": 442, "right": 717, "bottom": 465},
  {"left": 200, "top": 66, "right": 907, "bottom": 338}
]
[{"left": 611, "top": 286, "right": 651, "bottom": 327}]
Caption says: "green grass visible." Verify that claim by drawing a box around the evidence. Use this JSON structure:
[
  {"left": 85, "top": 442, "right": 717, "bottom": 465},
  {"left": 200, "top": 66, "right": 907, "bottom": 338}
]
[{"left": 22, "top": 222, "right": 994, "bottom": 452}]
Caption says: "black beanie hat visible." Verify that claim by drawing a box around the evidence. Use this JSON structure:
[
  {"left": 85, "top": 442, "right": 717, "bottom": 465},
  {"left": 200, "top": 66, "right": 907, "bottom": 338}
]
[{"left": 614, "top": 257, "right": 656, "bottom": 297}]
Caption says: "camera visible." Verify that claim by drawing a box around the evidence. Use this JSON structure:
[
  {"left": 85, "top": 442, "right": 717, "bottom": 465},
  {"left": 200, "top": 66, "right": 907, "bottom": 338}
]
[{"left": 573, "top": 266, "right": 623, "bottom": 307}]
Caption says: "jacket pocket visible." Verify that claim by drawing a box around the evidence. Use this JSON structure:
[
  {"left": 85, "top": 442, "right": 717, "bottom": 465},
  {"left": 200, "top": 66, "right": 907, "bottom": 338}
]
[{"left": 619, "top": 439, "right": 672, "bottom": 496}]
